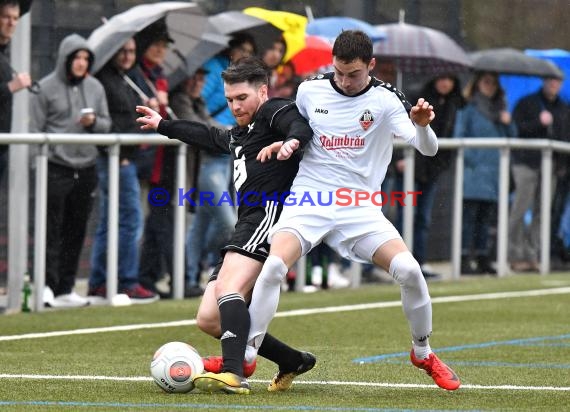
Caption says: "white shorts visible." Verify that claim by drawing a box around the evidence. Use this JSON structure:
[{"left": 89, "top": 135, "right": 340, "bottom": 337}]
[{"left": 268, "top": 191, "right": 402, "bottom": 263}]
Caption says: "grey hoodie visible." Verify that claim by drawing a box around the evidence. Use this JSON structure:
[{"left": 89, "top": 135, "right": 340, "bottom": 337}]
[{"left": 30, "top": 33, "right": 111, "bottom": 169}]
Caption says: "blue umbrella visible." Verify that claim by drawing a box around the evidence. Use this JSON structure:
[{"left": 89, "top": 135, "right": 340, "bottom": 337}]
[{"left": 306, "top": 17, "right": 386, "bottom": 42}]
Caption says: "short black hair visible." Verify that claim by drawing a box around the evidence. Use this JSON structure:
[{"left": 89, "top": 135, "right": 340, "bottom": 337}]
[
  {"left": 228, "top": 32, "right": 257, "bottom": 56},
  {"left": 332, "top": 30, "right": 373, "bottom": 65},
  {"left": 0, "top": 0, "right": 20, "bottom": 11},
  {"left": 221, "top": 56, "right": 270, "bottom": 87}
]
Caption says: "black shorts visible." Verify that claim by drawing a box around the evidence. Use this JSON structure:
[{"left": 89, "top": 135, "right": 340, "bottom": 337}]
[{"left": 209, "top": 201, "right": 282, "bottom": 282}]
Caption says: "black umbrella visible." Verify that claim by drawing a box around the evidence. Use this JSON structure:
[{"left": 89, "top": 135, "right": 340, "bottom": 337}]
[
  {"left": 373, "top": 22, "right": 471, "bottom": 75},
  {"left": 470, "top": 48, "right": 564, "bottom": 78},
  {"left": 208, "top": 10, "right": 282, "bottom": 55}
]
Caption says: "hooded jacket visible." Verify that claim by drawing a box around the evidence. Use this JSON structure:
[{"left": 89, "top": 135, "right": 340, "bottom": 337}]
[{"left": 30, "top": 33, "right": 111, "bottom": 169}]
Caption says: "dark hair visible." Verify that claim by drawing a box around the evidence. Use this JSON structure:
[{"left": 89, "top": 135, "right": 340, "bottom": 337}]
[
  {"left": 464, "top": 71, "right": 504, "bottom": 101},
  {"left": 228, "top": 32, "right": 257, "bottom": 56},
  {"left": 0, "top": 0, "right": 20, "bottom": 8},
  {"left": 221, "top": 56, "right": 270, "bottom": 87},
  {"left": 135, "top": 18, "right": 173, "bottom": 58},
  {"left": 332, "top": 30, "right": 373, "bottom": 65}
]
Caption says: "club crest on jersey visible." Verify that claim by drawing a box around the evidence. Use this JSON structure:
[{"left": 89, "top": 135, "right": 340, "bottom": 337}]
[{"left": 359, "top": 109, "right": 374, "bottom": 130}]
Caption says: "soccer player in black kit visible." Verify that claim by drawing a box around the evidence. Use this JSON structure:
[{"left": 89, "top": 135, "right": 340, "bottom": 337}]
[{"left": 136, "top": 56, "right": 316, "bottom": 394}]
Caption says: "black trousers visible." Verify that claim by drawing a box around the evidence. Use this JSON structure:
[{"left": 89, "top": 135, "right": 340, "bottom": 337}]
[{"left": 45, "top": 163, "right": 97, "bottom": 296}]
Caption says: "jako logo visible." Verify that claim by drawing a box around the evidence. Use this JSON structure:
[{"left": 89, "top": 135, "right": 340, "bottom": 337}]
[{"left": 315, "top": 108, "right": 328, "bottom": 114}]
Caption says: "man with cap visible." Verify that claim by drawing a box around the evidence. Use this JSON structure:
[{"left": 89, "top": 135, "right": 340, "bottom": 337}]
[{"left": 129, "top": 19, "right": 179, "bottom": 296}]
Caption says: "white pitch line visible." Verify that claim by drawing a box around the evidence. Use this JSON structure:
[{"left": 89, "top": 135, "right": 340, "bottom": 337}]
[
  {"left": 0, "top": 374, "right": 568, "bottom": 392},
  {"left": 1, "top": 287, "right": 570, "bottom": 342}
]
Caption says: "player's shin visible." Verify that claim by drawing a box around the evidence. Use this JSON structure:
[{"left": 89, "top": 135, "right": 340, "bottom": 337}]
[
  {"left": 389, "top": 251, "right": 433, "bottom": 357},
  {"left": 218, "top": 293, "right": 250, "bottom": 376},
  {"left": 247, "top": 255, "right": 288, "bottom": 357}
]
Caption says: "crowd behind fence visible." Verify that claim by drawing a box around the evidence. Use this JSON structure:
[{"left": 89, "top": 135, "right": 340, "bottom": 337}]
[{"left": 1, "top": 133, "right": 569, "bottom": 313}]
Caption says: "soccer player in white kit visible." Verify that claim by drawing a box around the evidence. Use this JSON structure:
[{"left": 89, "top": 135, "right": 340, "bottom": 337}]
[{"left": 246, "top": 30, "right": 461, "bottom": 391}]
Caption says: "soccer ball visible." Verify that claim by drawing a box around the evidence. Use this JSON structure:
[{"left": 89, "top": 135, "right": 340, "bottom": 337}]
[{"left": 150, "top": 341, "right": 204, "bottom": 393}]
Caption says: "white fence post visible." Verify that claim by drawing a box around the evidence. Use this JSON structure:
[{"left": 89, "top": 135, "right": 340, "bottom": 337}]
[
  {"left": 106, "top": 144, "right": 120, "bottom": 302},
  {"left": 496, "top": 147, "right": 510, "bottom": 277},
  {"left": 172, "top": 144, "right": 187, "bottom": 299},
  {"left": 451, "top": 146, "right": 464, "bottom": 279},
  {"left": 540, "top": 149, "right": 553, "bottom": 275},
  {"left": 32, "top": 144, "right": 48, "bottom": 312}
]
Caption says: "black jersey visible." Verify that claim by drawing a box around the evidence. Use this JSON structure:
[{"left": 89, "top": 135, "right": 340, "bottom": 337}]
[{"left": 157, "top": 97, "right": 313, "bottom": 215}]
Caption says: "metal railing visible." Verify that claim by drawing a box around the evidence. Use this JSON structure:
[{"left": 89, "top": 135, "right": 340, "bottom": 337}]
[{"left": 1, "top": 133, "right": 569, "bottom": 312}]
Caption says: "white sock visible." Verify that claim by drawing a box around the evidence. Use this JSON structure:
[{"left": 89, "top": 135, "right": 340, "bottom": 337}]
[
  {"left": 247, "top": 255, "right": 288, "bottom": 353},
  {"left": 389, "top": 252, "right": 433, "bottom": 350},
  {"left": 244, "top": 344, "right": 257, "bottom": 364},
  {"left": 413, "top": 342, "right": 433, "bottom": 360}
]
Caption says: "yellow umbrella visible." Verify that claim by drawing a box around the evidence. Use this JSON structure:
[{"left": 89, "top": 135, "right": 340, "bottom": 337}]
[{"left": 243, "top": 7, "right": 307, "bottom": 62}]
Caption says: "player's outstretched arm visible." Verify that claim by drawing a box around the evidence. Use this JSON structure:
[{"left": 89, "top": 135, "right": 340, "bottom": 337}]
[
  {"left": 257, "top": 141, "right": 283, "bottom": 163},
  {"left": 277, "top": 139, "right": 300, "bottom": 160},
  {"left": 256, "top": 139, "right": 300, "bottom": 163},
  {"left": 136, "top": 105, "right": 162, "bottom": 131},
  {"left": 410, "top": 98, "right": 435, "bottom": 127}
]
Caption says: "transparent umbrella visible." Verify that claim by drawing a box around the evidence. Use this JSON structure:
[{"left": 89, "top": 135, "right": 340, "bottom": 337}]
[{"left": 87, "top": 1, "right": 206, "bottom": 74}]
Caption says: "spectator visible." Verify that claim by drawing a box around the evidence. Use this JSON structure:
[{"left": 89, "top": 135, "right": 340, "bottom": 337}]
[
  {"left": 510, "top": 74, "right": 569, "bottom": 271},
  {"left": 170, "top": 34, "right": 256, "bottom": 297},
  {"left": 261, "top": 36, "right": 286, "bottom": 97},
  {"left": 393, "top": 74, "right": 465, "bottom": 279},
  {"left": 0, "top": 0, "right": 31, "bottom": 177},
  {"left": 272, "top": 60, "right": 301, "bottom": 99},
  {"left": 88, "top": 37, "right": 158, "bottom": 303},
  {"left": 201, "top": 33, "right": 256, "bottom": 127},
  {"left": 169, "top": 67, "right": 236, "bottom": 298},
  {"left": 30, "top": 33, "right": 111, "bottom": 307},
  {"left": 453, "top": 71, "right": 517, "bottom": 274},
  {"left": 130, "top": 19, "right": 178, "bottom": 293}
]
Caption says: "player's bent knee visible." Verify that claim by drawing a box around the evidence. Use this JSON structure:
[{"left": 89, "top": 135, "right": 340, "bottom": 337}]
[
  {"left": 196, "top": 310, "right": 221, "bottom": 337},
  {"left": 389, "top": 251, "right": 422, "bottom": 286},
  {"left": 259, "top": 255, "right": 288, "bottom": 285}
]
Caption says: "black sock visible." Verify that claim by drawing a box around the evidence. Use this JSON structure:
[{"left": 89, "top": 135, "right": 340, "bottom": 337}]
[
  {"left": 218, "top": 293, "right": 249, "bottom": 376},
  {"left": 258, "top": 333, "right": 303, "bottom": 373}
]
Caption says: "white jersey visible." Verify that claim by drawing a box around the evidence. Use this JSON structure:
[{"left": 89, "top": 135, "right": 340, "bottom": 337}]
[{"left": 294, "top": 73, "right": 434, "bottom": 193}]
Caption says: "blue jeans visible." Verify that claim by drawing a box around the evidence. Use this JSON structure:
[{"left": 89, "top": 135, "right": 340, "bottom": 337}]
[
  {"left": 186, "top": 154, "right": 236, "bottom": 287},
  {"left": 395, "top": 177, "right": 437, "bottom": 265},
  {"left": 89, "top": 157, "right": 143, "bottom": 290}
]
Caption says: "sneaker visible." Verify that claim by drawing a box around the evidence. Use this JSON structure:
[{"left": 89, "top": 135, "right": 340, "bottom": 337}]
[
  {"left": 310, "top": 265, "right": 323, "bottom": 286},
  {"left": 43, "top": 286, "right": 55, "bottom": 307},
  {"left": 120, "top": 284, "right": 159, "bottom": 304},
  {"left": 327, "top": 263, "right": 350, "bottom": 289},
  {"left": 202, "top": 356, "right": 257, "bottom": 378},
  {"left": 49, "top": 292, "right": 90, "bottom": 308},
  {"left": 184, "top": 285, "right": 204, "bottom": 298},
  {"left": 87, "top": 285, "right": 107, "bottom": 305},
  {"left": 410, "top": 350, "right": 461, "bottom": 390},
  {"left": 88, "top": 285, "right": 106, "bottom": 297},
  {"left": 268, "top": 351, "right": 316, "bottom": 392},
  {"left": 193, "top": 371, "right": 250, "bottom": 394}
]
